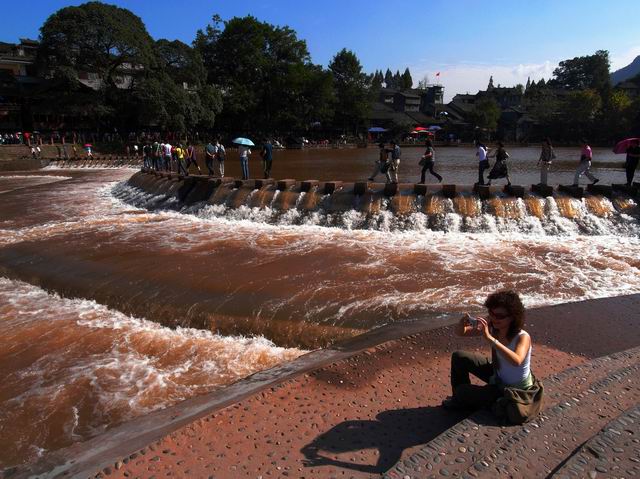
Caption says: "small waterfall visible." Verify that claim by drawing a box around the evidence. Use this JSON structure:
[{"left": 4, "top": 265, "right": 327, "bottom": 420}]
[{"left": 118, "top": 173, "right": 640, "bottom": 237}]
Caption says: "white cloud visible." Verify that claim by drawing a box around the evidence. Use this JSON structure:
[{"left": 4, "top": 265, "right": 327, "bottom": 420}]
[
  {"left": 610, "top": 45, "right": 640, "bottom": 71},
  {"left": 413, "top": 61, "right": 557, "bottom": 102},
  {"left": 409, "top": 45, "right": 640, "bottom": 103}
]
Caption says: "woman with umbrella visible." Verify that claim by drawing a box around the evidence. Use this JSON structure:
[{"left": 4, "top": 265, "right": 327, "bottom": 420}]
[
  {"left": 234, "top": 137, "right": 254, "bottom": 180},
  {"left": 619, "top": 138, "right": 640, "bottom": 186}
]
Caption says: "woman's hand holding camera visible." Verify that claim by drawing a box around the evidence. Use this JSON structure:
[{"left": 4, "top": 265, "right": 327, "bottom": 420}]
[{"left": 476, "top": 317, "right": 497, "bottom": 345}]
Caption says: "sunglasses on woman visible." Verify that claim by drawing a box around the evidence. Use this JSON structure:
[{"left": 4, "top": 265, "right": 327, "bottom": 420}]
[{"left": 488, "top": 309, "right": 510, "bottom": 320}]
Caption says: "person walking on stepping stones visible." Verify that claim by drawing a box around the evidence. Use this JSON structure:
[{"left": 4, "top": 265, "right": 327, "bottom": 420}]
[{"left": 573, "top": 139, "right": 599, "bottom": 186}]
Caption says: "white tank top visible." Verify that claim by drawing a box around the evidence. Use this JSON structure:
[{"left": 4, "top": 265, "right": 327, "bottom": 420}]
[{"left": 495, "top": 330, "right": 531, "bottom": 385}]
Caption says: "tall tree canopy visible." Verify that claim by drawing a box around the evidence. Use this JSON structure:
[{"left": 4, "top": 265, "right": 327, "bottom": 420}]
[
  {"left": 38, "top": 2, "right": 155, "bottom": 87},
  {"left": 401, "top": 68, "right": 413, "bottom": 89},
  {"left": 329, "top": 48, "right": 371, "bottom": 134},
  {"left": 551, "top": 50, "right": 611, "bottom": 95},
  {"left": 194, "top": 15, "right": 331, "bottom": 133}
]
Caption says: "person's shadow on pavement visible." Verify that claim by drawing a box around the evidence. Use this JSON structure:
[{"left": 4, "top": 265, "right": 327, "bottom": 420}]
[{"left": 300, "top": 406, "right": 464, "bottom": 475}]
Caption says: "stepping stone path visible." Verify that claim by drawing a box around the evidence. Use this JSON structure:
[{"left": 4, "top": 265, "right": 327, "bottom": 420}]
[{"left": 384, "top": 346, "right": 640, "bottom": 479}]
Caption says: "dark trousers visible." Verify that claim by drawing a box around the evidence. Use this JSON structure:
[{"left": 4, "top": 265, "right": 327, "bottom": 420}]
[
  {"left": 626, "top": 158, "right": 639, "bottom": 185},
  {"left": 450, "top": 350, "right": 501, "bottom": 408},
  {"left": 185, "top": 158, "right": 200, "bottom": 174},
  {"left": 263, "top": 158, "right": 272, "bottom": 179},
  {"left": 420, "top": 162, "right": 442, "bottom": 183},
  {"left": 177, "top": 159, "right": 188, "bottom": 175},
  {"left": 478, "top": 160, "right": 490, "bottom": 185},
  {"left": 205, "top": 157, "right": 215, "bottom": 175}
]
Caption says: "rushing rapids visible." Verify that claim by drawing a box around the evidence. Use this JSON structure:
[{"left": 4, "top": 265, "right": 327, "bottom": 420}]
[
  {"left": 119, "top": 170, "right": 640, "bottom": 236},
  {"left": 1, "top": 146, "right": 639, "bottom": 471}
]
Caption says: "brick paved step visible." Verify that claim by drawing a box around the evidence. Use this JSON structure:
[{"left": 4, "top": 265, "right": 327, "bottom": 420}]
[
  {"left": 551, "top": 405, "right": 640, "bottom": 478},
  {"left": 384, "top": 347, "right": 640, "bottom": 479}
]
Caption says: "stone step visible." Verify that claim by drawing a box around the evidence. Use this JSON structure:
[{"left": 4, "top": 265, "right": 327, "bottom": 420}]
[
  {"left": 551, "top": 405, "right": 640, "bottom": 478},
  {"left": 384, "top": 346, "right": 640, "bottom": 479}
]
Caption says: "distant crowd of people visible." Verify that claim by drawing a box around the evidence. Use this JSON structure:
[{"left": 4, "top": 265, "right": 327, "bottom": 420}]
[{"left": 142, "top": 138, "right": 276, "bottom": 181}]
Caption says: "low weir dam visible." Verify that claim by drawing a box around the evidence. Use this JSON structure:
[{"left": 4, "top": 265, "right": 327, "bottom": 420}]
[
  {"left": 124, "top": 169, "right": 640, "bottom": 234},
  {"left": 1, "top": 159, "right": 639, "bottom": 471}
]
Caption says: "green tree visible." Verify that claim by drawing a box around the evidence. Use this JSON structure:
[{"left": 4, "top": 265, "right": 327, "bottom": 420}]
[
  {"left": 551, "top": 50, "right": 610, "bottom": 97},
  {"left": 402, "top": 68, "right": 413, "bottom": 89},
  {"left": 193, "top": 15, "right": 329, "bottom": 134},
  {"left": 469, "top": 97, "right": 501, "bottom": 131},
  {"left": 329, "top": 48, "right": 371, "bottom": 135},
  {"left": 559, "top": 89, "right": 602, "bottom": 140},
  {"left": 393, "top": 70, "right": 402, "bottom": 89},
  {"left": 371, "top": 70, "right": 383, "bottom": 91},
  {"left": 38, "top": 2, "right": 155, "bottom": 87},
  {"left": 384, "top": 68, "right": 394, "bottom": 88},
  {"left": 37, "top": 2, "right": 158, "bottom": 129},
  {"left": 192, "top": 14, "right": 223, "bottom": 83},
  {"left": 601, "top": 90, "right": 633, "bottom": 141}
]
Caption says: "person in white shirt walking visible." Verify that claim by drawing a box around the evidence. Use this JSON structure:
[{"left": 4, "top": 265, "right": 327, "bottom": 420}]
[
  {"left": 216, "top": 138, "right": 226, "bottom": 177},
  {"left": 475, "top": 141, "right": 490, "bottom": 185}
]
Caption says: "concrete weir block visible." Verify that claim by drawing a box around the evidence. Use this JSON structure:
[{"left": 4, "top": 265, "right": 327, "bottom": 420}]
[
  {"left": 441, "top": 184, "right": 456, "bottom": 198},
  {"left": 254, "top": 178, "right": 274, "bottom": 189},
  {"left": 474, "top": 184, "right": 492, "bottom": 200},
  {"left": 235, "top": 179, "right": 256, "bottom": 189},
  {"left": 384, "top": 183, "right": 399, "bottom": 197},
  {"left": 413, "top": 184, "right": 428, "bottom": 196},
  {"left": 531, "top": 184, "right": 554, "bottom": 197},
  {"left": 559, "top": 184, "right": 584, "bottom": 198},
  {"left": 504, "top": 185, "right": 525, "bottom": 198},
  {"left": 323, "top": 181, "right": 343, "bottom": 194},
  {"left": 353, "top": 182, "right": 369, "bottom": 195},
  {"left": 276, "top": 179, "right": 296, "bottom": 191},
  {"left": 612, "top": 183, "right": 638, "bottom": 196},
  {"left": 176, "top": 177, "right": 197, "bottom": 201},
  {"left": 300, "top": 180, "right": 319, "bottom": 192},
  {"left": 586, "top": 183, "right": 613, "bottom": 198}
]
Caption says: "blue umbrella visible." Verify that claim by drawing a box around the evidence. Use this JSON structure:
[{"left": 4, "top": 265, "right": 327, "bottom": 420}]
[
  {"left": 368, "top": 127, "right": 387, "bottom": 133},
  {"left": 428, "top": 125, "right": 442, "bottom": 131},
  {"left": 232, "top": 137, "right": 255, "bottom": 146}
]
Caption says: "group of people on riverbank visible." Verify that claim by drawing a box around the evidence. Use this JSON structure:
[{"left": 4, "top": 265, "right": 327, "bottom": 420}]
[
  {"left": 142, "top": 138, "right": 276, "bottom": 180},
  {"left": 142, "top": 141, "right": 206, "bottom": 176},
  {"left": 367, "top": 138, "right": 640, "bottom": 187}
]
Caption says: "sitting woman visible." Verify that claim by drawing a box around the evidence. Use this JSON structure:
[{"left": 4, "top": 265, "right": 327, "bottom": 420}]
[{"left": 444, "top": 290, "right": 541, "bottom": 421}]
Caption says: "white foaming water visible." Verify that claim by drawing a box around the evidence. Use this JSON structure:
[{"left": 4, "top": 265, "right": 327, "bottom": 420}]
[
  {"left": 107, "top": 182, "right": 640, "bottom": 316},
  {"left": 112, "top": 181, "right": 640, "bottom": 237},
  {"left": 0, "top": 277, "right": 306, "bottom": 468}
]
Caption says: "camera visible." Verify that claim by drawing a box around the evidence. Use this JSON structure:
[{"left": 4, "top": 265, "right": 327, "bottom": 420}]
[{"left": 466, "top": 315, "right": 479, "bottom": 328}]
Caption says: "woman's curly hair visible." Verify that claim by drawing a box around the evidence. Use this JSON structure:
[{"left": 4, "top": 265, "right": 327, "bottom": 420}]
[{"left": 484, "top": 290, "right": 525, "bottom": 339}]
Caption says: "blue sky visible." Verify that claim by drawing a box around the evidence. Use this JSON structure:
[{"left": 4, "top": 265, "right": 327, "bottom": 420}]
[{"left": 3, "top": 1, "right": 639, "bottom": 100}]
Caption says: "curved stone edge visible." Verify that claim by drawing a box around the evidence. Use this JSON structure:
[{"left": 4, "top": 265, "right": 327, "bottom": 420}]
[
  {"left": 12, "top": 316, "right": 459, "bottom": 479},
  {"left": 551, "top": 405, "right": 640, "bottom": 478}
]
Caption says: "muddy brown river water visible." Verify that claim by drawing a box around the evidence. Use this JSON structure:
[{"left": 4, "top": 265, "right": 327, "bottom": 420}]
[{"left": 1, "top": 146, "right": 639, "bottom": 471}]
